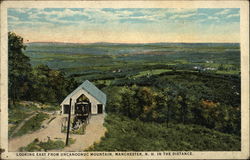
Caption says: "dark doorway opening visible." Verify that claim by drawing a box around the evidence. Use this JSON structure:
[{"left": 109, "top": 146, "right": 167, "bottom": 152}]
[
  {"left": 63, "top": 105, "right": 70, "bottom": 114},
  {"left": 75, "top": 102, "right": 89, "bottom": 115},
  {"left": 97, "top": 104, "right": 103, "bottom": 114},
  {"left": 89, "top": 103, "right": 91, "bottom": 114}
]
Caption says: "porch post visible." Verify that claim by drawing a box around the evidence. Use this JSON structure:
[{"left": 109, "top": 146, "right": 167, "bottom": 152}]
[{"left": 66, "top": 98, "right": 72, "bottom": 146}]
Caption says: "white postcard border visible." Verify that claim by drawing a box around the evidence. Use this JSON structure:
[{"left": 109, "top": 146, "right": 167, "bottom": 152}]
[{"left": 0, "top": 1, "right": 249, "bottom": 159}]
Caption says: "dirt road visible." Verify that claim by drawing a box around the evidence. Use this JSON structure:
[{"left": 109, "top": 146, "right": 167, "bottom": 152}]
[{"left": 8, "top": 114, "right": 106, "bottom": 152}]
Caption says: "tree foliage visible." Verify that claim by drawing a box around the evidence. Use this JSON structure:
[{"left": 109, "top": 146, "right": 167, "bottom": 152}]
[
  {"left": 105, "top": 83, "right": 240, "bottom": 136},
  {"left": 8, "top": 32, "right": 78, "bottom": 105},
  {"left": 8, "top": 32, "right": 32, "bottom": 103}
]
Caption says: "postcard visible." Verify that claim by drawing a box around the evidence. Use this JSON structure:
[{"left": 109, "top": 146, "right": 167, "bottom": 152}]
[{"left": 0, "top": 0, "right": 249, "bottom": 159}]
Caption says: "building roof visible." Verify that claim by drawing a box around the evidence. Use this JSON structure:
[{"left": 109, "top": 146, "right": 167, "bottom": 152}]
[{"left": 60, "top": 80, "right": 106, "bottom": 105}]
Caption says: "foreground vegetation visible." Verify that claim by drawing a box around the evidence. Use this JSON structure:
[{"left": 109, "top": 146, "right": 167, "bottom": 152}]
[
  {"left": 12, "top": 112, "right": 49, "bottom": 137},
  {"left": 19, "top": 138, "right": 75, "bottom": 152},
  {"left": 8, "top": 104, "right": 34, "bottom": 137},
  {"left": 88, "top": 114, "right": 240, "bottom": 151},
  {"left": 8, "top": 102, "right": 57, "bottom": 138}
]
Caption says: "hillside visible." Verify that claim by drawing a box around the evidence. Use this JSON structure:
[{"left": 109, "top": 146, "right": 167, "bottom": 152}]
[{"left": 88, "top": 114, "right": 240, "bottom": 151}]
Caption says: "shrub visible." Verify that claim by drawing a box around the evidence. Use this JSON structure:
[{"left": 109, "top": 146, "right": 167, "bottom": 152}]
[{"left": 19, "top": 138, "right": 75, "bottom": 152}]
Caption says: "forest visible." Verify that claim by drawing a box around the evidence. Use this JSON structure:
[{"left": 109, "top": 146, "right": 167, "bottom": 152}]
[{"left": 8, "top": 32, "right": 241, "bottom": 151}]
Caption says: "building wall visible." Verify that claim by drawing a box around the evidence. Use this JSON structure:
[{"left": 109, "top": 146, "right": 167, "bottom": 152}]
[{"left": 61, "top": 89, "right": 104, "bottom": 115}]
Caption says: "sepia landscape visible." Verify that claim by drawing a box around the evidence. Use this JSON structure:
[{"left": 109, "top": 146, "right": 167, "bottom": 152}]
[{"left": 8, "top": 8, "right": 241, "bottom": 152}]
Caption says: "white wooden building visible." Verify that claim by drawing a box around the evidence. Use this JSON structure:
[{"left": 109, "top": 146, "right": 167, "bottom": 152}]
[{"left": 60, "top": 80, "right": 106, "bottom": 115}]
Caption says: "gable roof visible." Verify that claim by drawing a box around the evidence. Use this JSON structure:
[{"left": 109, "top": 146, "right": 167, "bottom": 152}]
[{"left": 60, "top": 80, "right": 106, "bottom": 105}]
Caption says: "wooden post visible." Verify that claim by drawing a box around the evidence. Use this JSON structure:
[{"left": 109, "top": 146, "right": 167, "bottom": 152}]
[{"left": 66, "top": 98, "right": 72, "bottom": 146}]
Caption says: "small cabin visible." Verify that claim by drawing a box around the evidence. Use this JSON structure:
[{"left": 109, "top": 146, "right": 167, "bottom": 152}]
[{"left": 60, "top": 80, "right": 106, "bottom": 116}]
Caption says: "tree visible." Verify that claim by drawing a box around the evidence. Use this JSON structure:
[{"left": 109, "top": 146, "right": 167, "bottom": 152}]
[
  {"left": 8, "top": 32, "right": 32, "bottom": 106},
  {"left": 135, "top": 87, "right": 159, "bottom": 122},
  {"left": 8, "top": 32, "right": 78, "bottom": 106},
  {"left": 154, "top": 92, "right": 169, "bottom": 124},
  {"left": 30, "top": 64, "right": 76, "bottom": 104},
  {"left": 30, "top": 64, "right": 56, "bottom": 103},
  {"left": 120, "top": 86, "right": 138, "bottom": 118}
]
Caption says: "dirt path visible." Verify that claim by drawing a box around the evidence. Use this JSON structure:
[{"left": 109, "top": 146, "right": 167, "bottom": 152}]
[
  {"left": 10, "top": 112, "right": 37, "bottom": 137},
  {"left": 60, "top": 114, "right": 106, "bottom": 151},
  {"left": 9, "top": 114, "right": 106, "bottom": 152}
]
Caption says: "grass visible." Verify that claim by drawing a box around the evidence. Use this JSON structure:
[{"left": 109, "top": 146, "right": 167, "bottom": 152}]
[
  {"left": 9, "top": 104, "right": 35, "bottom": 124},
  {"left": 8, "top": 101, "right": 59, "bottom": 138},
  {"left": 216, "top": 70, "right": 240, "bottom": 75},
  {"left": 94, "top": 80, "right": 113, "bottom": 86},
  {"left": 8, "top": 103, "right": 34, "bottom": 136},
  {"left": 12, "top": 112, "right": 49, "bottom": 137},
  {"left": 133, "top": 69, "right": 172, "bottom": 78},
  {"left": 42, "top": 105, "right": 60, "bottom": 111},
  {"left": 8, "top": 125, "right": 18, "bottom": 138},
  {"left": 87, "top": 114, "right": 241, "bottom": 151},
  {"left": 19, "top": 138, "right": 76, "bottom": 152}
]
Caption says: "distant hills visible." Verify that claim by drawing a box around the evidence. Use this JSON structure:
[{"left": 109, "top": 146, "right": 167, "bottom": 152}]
[
  {"left": 25, "top": 42, "right": 240, "bottom": 46},
  {"left": 24, "top": 42, "right": 240, "bottom": 56}
]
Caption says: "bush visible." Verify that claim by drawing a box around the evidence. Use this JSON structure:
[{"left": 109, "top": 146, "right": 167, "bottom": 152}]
[
  {"left": 39, "top": 139, "right": 64, "bottom": 151},
  {"left": 19, "top": 138, "right": 72, "bottom": 152}
]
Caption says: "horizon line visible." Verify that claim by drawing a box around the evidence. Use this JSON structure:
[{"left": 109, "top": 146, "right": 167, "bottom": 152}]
[{"left": 24, "top": 41, "right": 240, "bottom": 44}]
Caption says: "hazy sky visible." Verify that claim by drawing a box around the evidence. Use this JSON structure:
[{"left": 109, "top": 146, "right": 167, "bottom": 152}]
[{"left": 8, "top": 8, "right": 240, "bottom": 43}]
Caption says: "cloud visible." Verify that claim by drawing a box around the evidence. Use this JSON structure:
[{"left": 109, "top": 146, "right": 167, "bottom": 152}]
[
  {"left": 29, "top": 13, "right": 40, "bottom": 19},
  {"left": 27, "top": 8, "right": 86, "bottom": 23},
  {"left": 128, "top": 15, "right": 156, "bottom": 20},
  {"left": 8, "top": 8, "right": 240, "bottom": 43},
  {"left": 13, "top": 8, "right": 32, "bottom": 13},
  {"left": 167, "top": 8, "right": 197, "bottom": 13},
  {"left": 80, "top": 9, "right": 160, "bottom": 23},
  {"left": 215, "top": 9, "right": 231, "bottom": 15},
  {"left": 112, "top": 10, "right": 134, "bottom": 17},
  {"left": 119, "top": 13, "right": 159, "bottom": 22},
  {"left": 167, "top": 8, "right": 199, "bottom": 20},
  {"left": 169, "top": 13, "right": 196, "bottom": 19},
  {"left": 208, "top": 16, "right": 219, "bottom": 20},
  {"left": 227, "top": 13, "right": 240, "bottom": 18},
  {"left": 9, "top": 8, "right": 199, "bottom": 25},
  {"left": 8, "top": 15, "right": 19, "bottom": 21},
  {"left": 42, "top": 8, "right": 84, "bottom": 18},
  {"left": 9, "top": 20, "right": 51, "bottom": 26},
  {"left": 197, "top": 13, "right": 207, "bottom": 16}
]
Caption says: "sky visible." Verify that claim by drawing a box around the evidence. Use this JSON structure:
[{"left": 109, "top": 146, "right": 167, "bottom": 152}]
[{"left": 8, "top": 8, "right": 240, "bottom": 43}]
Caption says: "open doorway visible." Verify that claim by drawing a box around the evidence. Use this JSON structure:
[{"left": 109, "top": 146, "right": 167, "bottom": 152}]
[{"left": 97, "top": 104, "right": 103, "bottom": 114}]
